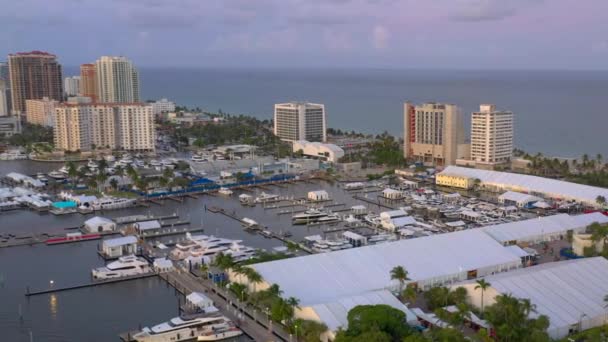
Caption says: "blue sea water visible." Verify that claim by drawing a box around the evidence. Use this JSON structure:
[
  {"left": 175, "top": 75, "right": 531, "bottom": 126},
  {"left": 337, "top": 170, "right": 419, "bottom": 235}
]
[{"left": 65, "top": 67, "right": 608, "bottom": 158}]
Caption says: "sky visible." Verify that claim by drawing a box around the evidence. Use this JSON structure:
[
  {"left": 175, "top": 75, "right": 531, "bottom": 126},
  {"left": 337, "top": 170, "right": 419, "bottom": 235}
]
[{"left": 1, "top": 0, "right": 607, "bottom": 70}]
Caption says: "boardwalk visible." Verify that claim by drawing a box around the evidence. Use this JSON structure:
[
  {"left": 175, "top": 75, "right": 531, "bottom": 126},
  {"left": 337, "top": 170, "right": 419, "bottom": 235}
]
[{"left": 159, "top": 271, "right": 289, "bottom": 342}]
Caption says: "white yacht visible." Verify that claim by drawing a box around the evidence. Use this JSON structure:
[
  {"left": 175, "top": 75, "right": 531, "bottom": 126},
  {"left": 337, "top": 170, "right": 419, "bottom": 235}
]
[
  {"left": 104, "top": 155, "right": 116, "bottom": 162},
  {"left": 120, "top": 155, "right": 134, "bottom": 164},
  {"left": 170, "top": 235, "right": 256, "bottom": 264},
  {"left": 149, "top": 159, "right": 162, "bottom": 167},
  {"left": 217, "top": 187, "right": 233, "bottom": 196},
  {"left": 92, "top": 255, "right": 150, "bottom": 280},
  {"left": 48, "top": 171, "right": 67, "bottom": 180},
  {"left": 292, "top": 208, "right": 329, "bottom": 224},
  {"left": 58, "top": 166, "right": 70, "bottom": 174},
  {"left": 316, "top": 213, "right": 341, "bottom": 224},
  {"left": 36, "top": 173, "right": 49, "bottom": 183},
  {"left": 87, "top": 159, "right": 98, "bottom": 169},
  {"left": 254, "top": 192, "right": 280, "bottom": 203},
  {"left": 133, "top": 315, "right": 233, "bottom": 342},
  {"left": 344, "top": 182, "right": 365, "bottom": 190},
  {"left": 238, "top": 194, "right": 254, "bottom": 204},
  {"left": 191, "top": 154, "right": 207, "bottom": 163},
  {"left": 92, "top": 197, "right": 136, "bottom": 210}
]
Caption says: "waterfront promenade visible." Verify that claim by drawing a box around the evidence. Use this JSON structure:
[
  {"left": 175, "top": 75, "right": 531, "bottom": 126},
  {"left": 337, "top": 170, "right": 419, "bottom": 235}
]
[{"left": 127, "top": 270, "right": 291, "bottom": 342}]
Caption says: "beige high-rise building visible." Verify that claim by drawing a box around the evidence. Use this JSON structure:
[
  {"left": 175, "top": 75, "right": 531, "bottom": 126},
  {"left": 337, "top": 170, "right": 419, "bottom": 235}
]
[
  {"left": 25, "top": 97, "right": 59, "bottom": 127},
  {"left": 403, "top": 102, "right": 467, "bottom": 166},
  {"left": 274, "top": 102, "right": 326, "bottom": 142},
  {"left": 54, "top": 102, "right": 154, "bottom": 152},
  {"left": 79, "top": 64, "right": 98, "bottom": 101},
  {"left": 95, "top": 56, "right": 140, "bottom": 103},
  {"left": 8, "top": 51, "right": 63, "bottom": 114},
  {"left": 470, "top": 104, "right": 514, "bottom": 166},
  {"left": 0, "top": 80, "right": 9, "bottom": 117}
]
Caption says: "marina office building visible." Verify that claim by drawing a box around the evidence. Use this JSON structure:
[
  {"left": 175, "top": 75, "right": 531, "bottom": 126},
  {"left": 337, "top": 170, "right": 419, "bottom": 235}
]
[
  {"left": 274, "top": 102, "right": 327, "bottom": 142},
  {"left": 403, "top": 102, "right": 469, "bottom": 166},
  {"left": 54, "top": 100, "right": 155, "bottom": 152}
]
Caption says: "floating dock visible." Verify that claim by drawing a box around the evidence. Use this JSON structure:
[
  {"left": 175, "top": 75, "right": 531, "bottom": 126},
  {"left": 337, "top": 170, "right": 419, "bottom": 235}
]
[{"left": 25, "top": 273, "right": 157, "bottom": 296}]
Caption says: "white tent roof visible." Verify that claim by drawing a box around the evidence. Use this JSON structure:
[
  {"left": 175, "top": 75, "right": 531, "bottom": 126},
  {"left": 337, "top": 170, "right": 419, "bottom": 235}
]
[
  {"left": 251, "top": 229, "right": 521, "bottom": 306},
  {"left": 458, "top": 257, "right": 608, "bottom": 338},
  {"left": 85, "top": 216, "right": 114, "bottom": 226},
  {"left": 102, "top": 235, "right": 137, "bottom": 248},
  {"left": 498, "top": 191, "right": 542, "bottom": 204},
  {"left": 186, "top": 292, "right": 212, "bottom": 306},
  {"left": 391, "top": 216, "right": 417, "bottom": 227},
  {"left": 135, "top": 220, "right": 161, "bottom": 230},
  {"left": 481, "top": 213, "right": 608, "bottom": 244},
  {"left": 440, "top": 166, "right": 608, "bottom": 205},
  {"left": 308, "top": 290, "right": 417, "bottom": 332}
]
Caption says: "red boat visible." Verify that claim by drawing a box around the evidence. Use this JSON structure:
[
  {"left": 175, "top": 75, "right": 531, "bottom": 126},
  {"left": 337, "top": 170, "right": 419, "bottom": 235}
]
[{"left": 46, "top": 233, "right": 101, "bottom": 245}]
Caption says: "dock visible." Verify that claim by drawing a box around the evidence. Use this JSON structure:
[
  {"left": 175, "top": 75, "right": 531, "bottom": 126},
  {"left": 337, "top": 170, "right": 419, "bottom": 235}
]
[
  {"left": 25, "top": 273, "right": 157, "bottom": 296},
  {"left": 353, "top": 195, "right": 397, "bottom": 209},
  {"left": 115, "top": 214, "right": 179, "bottom": 224},
  {"left": 154, "top": 271, "right": 289, "bottom": 342}
]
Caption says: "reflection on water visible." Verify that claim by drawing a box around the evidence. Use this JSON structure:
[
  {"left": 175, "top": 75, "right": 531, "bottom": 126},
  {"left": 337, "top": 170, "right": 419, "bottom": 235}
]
[{"left": 49, "top": 294, "right": 58, "bottom": 318}]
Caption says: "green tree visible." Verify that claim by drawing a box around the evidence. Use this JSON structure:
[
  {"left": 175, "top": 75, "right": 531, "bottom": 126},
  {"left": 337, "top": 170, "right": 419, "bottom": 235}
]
[
  {"left": 597, "top": 195, "right": 607, "bottom": 208},
  {"left": 292, "top": 319, "right": 328, "bottom": 342},
  {"left": 484, "top": 294, "right": 550, "bottom": 342},
  {"left": 109, "top": 178, "right": 119, "bottom": 191},
  {"left": 390, "top": 265, "right": 410, "bottom": 296},
  {"left": 475, "top": 279, "right": 491, "bottom": 318},
  {"left": 334, "top": 305, "right": 414, "bottom": 341},
  {"left": 67, "top": 161, "right": 78, "bottom": 188}
]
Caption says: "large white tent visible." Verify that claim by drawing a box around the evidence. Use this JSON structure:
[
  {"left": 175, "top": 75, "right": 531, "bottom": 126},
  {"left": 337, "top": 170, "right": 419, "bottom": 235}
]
[
  {"left": 438, "top": 166, "right": 608, "bottom": 207},
  {"left": 454, "top": 257, "right": 608, "bottom": 339},
  {"left": 297, "top": 290, "right": 418, "bottom": 342},
  {"left": 481, "top": 212, "right": 608, "bottom": 245},
  {"left": 246, "top": 229, "right": 522, "bottom": 306}
]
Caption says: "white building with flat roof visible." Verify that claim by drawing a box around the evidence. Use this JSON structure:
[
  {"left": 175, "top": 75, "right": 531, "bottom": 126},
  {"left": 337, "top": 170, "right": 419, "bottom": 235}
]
[
  {"left": 274, "top": 102, "right": 326, "bottom": 142},
  {"left": 470, "top": 104, "right": 514, "bottom": 166},
  {"left": 292, "top": 140, "right": 344, "bottom": 163},
  {"left": 454, "top": 257, "right": 608, "bottom": 339},
  {"left": 150, "top": 98, "right": 175, "bottom": 115},
  {"left": 438, "top": 165, "right": 608, "bottom": 208}
]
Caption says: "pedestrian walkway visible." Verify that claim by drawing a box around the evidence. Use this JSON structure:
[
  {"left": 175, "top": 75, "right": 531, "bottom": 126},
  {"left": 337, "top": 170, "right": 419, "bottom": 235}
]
[{"left": 161, "top": 270, "right": 290, "bottom": 342}]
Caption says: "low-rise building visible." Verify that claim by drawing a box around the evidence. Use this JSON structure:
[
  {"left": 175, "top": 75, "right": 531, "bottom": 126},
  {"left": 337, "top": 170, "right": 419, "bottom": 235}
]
[
  {"left": 134, "top": 220, "right": 162, "bottom": 237},
  {"left": 185, "top": 292, "right": 217, "bottom": 314},
  {"left": 100, "top": 236, "right": 138, "bottom": 258},
  {"left": 292, "top": 140, "right": 344, "bottom": 163},
  {"left": 435, "top": 173, "right": 475, "bottom": 189},
  {"left": 381, "top": 188, "right": 403, "bottom": 200},
  {"left": 0, "top": 116, "right": 21, "bottom": 137},
  {"left": 150, "top": 98, "right": 175, "bottom": 115},
  {"left": 83, "top": 216, "right": 116, "bottom": 233},
  {"left": 380, "top": 209, "right": 416, "bottom": 231},
  {"left": 308, "top": 190, "right": 330, "bottom": 201}
]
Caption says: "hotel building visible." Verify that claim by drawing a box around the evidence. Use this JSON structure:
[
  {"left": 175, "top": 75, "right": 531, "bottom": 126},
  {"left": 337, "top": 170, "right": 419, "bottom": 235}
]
[
  {"left": 403, "top": 102, "right": 468, "bottom": 166},
  {"left": 274, "top": 102, "right": 326, "bottom": 142},
  {"left": 470, "top": 104, "right": 514, "bottom": 166},
  {"left": 94, "top": 56, "right": 140, "bottom": 103},
  {"left": 25, "top": 97, "right": 59, "bottom": 127}
]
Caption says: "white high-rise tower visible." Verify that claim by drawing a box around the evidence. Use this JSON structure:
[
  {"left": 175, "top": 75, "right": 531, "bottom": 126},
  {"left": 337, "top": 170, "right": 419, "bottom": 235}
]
[{"left": 95, "top": 56, "right": 140, "bottom": 103}]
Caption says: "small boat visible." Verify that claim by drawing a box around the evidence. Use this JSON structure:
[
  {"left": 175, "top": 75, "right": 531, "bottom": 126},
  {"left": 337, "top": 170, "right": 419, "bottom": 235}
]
[
  {"left": 36, "top": 173, "right": 49, "bottom": 183},
  {"left": 218, "top": 187, "right": 233, "bottom": 196},
  {"left": 260, "top": 230, "right": 273, "bottom": 238},
  {"left": 255, "top": 192, "right": 280, "bottom": 203},
  {"left": 48, "top": 171, "right": 67, "bottom": 180},
  {"left": 87, "top": 159, "right": 98, "bottom": 169},
  {"left": 191, "top": 154, "right": 208, "bottom": 163},
  {"left": 344, "top": 182, "right": 365, "bottom": 190},
  {"left": 149, "top": 159, "right": 162, "bottom": 167},
  {"left": 46, "top": 232, "right": 101, "bottom": 245},
  {"left": 91, "top": 255, "right": 150, "bottom": 280},
  {"left": 238, "top": 194, "right": 254, "bottom": 205},
  {"left": 104, "top": 155, "right": 116, "bottom": 162}
]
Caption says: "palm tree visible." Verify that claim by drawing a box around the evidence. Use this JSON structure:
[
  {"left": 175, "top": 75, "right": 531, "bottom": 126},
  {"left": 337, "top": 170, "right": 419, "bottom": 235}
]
[
  {"left": 109, "top": 178, "right": 119, "bottom": 191},
  {"left": 475, "top": 279, "right": 491, "bottom": 318},
  {"left": 96, "top": 172, "right": 108, "bottom": 192},
  {"left": 67, "top": 162, "right": 78, "bottom": 189},
  {"left": 390, "top": 265, "right": 410, "bottom": 297},
  {"left": 267, "top": 283, "right": 283, "bottom": 297},
  {"left": 597, "top": 195, "right": 607, "bottom": 208},
  {"left": 244, "top": 268, "right": 263, "bottom": 293},
  {"left": 286, "top": 296, "right": 300, "bottom": 320}
]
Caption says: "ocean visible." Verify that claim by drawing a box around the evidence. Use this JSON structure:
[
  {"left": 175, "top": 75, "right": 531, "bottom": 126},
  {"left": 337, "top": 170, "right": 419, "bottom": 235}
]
[{"left": 63, "top": 67, "right": 608, "bottom": 158}]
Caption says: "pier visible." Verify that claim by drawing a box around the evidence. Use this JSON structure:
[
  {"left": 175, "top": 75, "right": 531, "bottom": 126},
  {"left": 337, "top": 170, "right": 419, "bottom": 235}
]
[
  {"left": 353, "top": 195, "right": 397, "bottom": 209},
  {"left": 153, "top": 271, "right": 290, "bottom": 342},
  {"left": 25, "top": 273, "right": 158, "bottom": 296}
]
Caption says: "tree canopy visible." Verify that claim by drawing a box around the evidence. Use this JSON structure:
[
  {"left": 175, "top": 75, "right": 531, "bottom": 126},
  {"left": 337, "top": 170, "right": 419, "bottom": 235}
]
[{"left": 334, "top": 304, "right": 414, "bottom": 341}]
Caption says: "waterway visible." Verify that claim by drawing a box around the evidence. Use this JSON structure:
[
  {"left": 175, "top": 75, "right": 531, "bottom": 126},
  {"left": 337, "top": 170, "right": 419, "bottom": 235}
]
[{"left": 0, "top": 160, "right": 373, "bottom": 341}]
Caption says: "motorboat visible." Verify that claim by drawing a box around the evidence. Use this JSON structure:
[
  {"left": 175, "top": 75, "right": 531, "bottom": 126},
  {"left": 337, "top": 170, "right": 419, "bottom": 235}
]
[
  {"left": 36, "top": 173, "right": 49, "bottom": 183},
  {"left": 217, "top": 187, "right": 233, "bottom": 196},
  {"left": 104, "top": 155, "right": 116, "bottom": 162},
  {"left": 316, "top": 213, "right": 340, "bottom": 224},
  {"left": 344, "top": 182, "right": 365, "bottom": 190},
  {"left": 292, "top": 208, "right": 329, "bottom": 224},
  {"left": 91, "top": 255, "right": 150, "bottom": 280},
  {"left": 197, "top": 323, "right": 243, "bottom": 341},
  {"left": 254, "top": 192, "right": 280, "bottom": 203},
  {"left": 149, "top": 159, "right": 162, "bottom": 167},
  {"left": 191, "top": 154, "right": 208, "bottom": 163},
  {"left": 87, "top": 159, "right": 98, "bottom": 169},
  {"left": 48, "top": 171, "right": 67, "bottom": 180},
  {"left": 91, "top": 197, "right": 136, "bottom": 210},
  {"left": 170, "top": 235, "right": 256, "bottom": 264},
  {"left": 120, "top": 155, "right": 134, "bottom": 164},
  {"left": 133, "top": 315, "right": 233, "bottom": 342},
  {"left": 238, "top": 194, "right": 254, "bottom": 205},
  {"left": 58, "top": 166, "right": 70, "bottom": 174}
]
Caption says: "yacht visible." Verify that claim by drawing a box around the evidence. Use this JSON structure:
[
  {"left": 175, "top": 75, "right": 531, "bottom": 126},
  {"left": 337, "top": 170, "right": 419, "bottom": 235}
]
[
  {"left": 170, "top": 235, "right": 256, "bottom": 263},
  {"left": 238, "top": 194, "right": 254, "bottom": 204},
  {"left": 344, "top": 182, "right": 365, "bottom": 190},
  {"left": 58, "top": 166, "right": 70, "bottom": 174},
  {"left": 104, "top": 155, "right": 116, "bottom": 162},
  {"left": 191, "top": 154, "right": 207, "bottom": 163},
  {"left": 254, "top": 192, "right": 280, "bottom": 203},
  {"left": 91, "top": 255, "right": 150, "bottom": 280},
  {"left": 217, "top": 187, "right": 233, "bottom": 196},
  {"left": 133, "top": 315, "right": 233, "bottom": 342},
  {"left": 0, "top": 150, "right": 28, "bottom": 160},
  {"left": 292, "top": 208, "right": 329, "bottom": 224},
  {"left": 36, "top": 173, "right": 49, "bottom": 183},
  {"left": 197, "top": 323, "right": 243, "bottom": 341},
  {"left": 92, "top": 197, "right": 136, "bottom": 210},
  {"left": 149, "top": 159, "right": 162, "bottom": 167},
  {"left": 316, "top": 213, "right": 340, "bottom": 224},
  {"left": 120, "top": 155, "right": 134, "bottom": 164},
  {"left": 48, "top": 171, "right": 67, "bottom": 180},
  {"left": 87, "top": 159, "right": 98, "bottom": 169}
]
